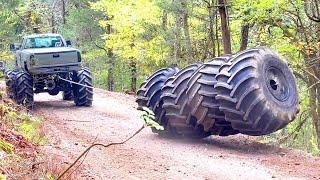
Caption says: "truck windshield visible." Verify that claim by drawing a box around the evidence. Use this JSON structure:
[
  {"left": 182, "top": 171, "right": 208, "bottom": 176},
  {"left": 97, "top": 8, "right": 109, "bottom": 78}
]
[{"left": 24, "top": 36, "right": 65, "bottom": 49}]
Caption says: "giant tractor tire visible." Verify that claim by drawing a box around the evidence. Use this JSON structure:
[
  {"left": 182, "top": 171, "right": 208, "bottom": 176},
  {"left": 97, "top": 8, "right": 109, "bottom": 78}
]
[
  {"left": 136, "top": 67, "right": 179, "bottom": 127},
  {"left": 15, "top": 71, "right": 34, "bottom": 107},
  {"left": 215, "top": 47, "right": 299, "bottom": 135},
  {"left": 72, "top": 67, "right": 93, "bottom": 107},
  {"left": 186, "top": 57, "right": 239, "bottom": 136},
  {"left": 161, "top": 64, "right": 211, "bottom": 138}
]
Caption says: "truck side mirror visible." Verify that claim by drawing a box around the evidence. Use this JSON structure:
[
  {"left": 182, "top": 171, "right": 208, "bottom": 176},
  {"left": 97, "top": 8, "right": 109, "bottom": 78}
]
[
  {"left": 9, "top": 44, "right": 15, "bottom": 51},
  {"left": 66, "top": 40, "right": 72, "bottom": 46},
  {"left": 9, "top": 44, "right": 20, "bottom": 51}
]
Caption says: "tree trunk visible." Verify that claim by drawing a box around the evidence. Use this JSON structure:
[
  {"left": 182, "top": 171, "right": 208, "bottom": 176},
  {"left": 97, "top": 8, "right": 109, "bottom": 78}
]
[
  {"left": 106, "top": 24, "right": 115, "bottom": 91},
  {"left": 209, "top": 0, "right": 216, "bottom": 58},
  {"left": 62, "top": 0, "right": 66, "bottom": 24},
  {"left": 162, "top": 10, "right": 168, "bottom": 30},
  {"left": 215, "top": 2, "right": 220, "bottom": 56},
  {"left": 311, "top": 66, "right": 320, "bottom": 149},
  {"left": 309, "top": 81, "right": 320, "bottom": 149},
  {"left": 218, "top": 0, "right": 231, "bottom": 54},
  {"left": 240, "top": 24, "right": 249, "bottom": 51},
  {"left": 107, "top": 52, "right": 115, "bottom": 91},
  {"left": 130, "top": 60, "right": 137, "bottom": 92},
  {"left": 173, "top": 13, "right": 182, "bottom": 65},
  {"left": 181, "top": 1, "right": 193, "bottom": 62},
  {"left": 51, "top": 13, "right": 55, "bottom": 33}
]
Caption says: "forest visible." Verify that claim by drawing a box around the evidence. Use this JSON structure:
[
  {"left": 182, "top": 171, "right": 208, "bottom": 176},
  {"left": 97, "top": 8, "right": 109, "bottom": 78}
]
[{"left": 0, "top": 0, "right": 319, "bottom": 156}]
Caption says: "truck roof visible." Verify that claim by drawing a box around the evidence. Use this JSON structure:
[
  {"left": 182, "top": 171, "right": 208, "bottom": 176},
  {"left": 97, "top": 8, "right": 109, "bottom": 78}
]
[{"left": 24, "top": 34, "right": 62, "bottom": 38}]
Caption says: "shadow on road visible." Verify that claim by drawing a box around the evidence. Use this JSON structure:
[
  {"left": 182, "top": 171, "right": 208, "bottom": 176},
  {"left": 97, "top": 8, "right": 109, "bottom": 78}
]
[
  {"left": 154, "top": 133, "right": 282, "bottom": 156},
  {"left": 32, "top": 100, "right": 86, "bottom": 110}
]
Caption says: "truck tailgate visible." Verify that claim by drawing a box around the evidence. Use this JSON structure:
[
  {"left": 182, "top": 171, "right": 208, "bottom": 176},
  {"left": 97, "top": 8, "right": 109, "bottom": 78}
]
[{"left": 33, "top": 51, "right": 79, "bottom": 67}]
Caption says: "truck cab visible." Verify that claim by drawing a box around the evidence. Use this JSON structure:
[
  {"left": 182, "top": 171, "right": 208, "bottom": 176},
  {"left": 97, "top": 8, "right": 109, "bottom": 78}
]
[{"left": 13, "top": 34, "right": 81, "bottom": 74}]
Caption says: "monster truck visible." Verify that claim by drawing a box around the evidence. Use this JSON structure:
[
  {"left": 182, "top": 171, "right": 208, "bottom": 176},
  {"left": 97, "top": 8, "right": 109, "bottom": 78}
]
[{"left": 5, "top": 34, "right": 93, "bottom": 107}]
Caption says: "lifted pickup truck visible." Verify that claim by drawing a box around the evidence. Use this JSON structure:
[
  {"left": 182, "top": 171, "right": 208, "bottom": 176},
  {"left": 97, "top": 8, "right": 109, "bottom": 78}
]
[{"left": 5, "top": 34, "right": 93, "bottom": 107}]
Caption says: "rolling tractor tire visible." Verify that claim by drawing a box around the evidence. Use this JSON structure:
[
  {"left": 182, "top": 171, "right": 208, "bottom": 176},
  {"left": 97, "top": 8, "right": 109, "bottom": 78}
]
[
  {"left": 73, "top": 67, "right": 93, "bottom": 107},
  {"left": 136, "top": 67, "right": 179, "bottom": 112},
  {"left": 215, "top": 47, "right": 299, "bottom": 135},
  {"left": 136, "top": 67, "right": 179, "bottom": 134},
  {"left": 161, "top": 63, "right": 211, "bottom": 138},
  {"left": 15, "top": 71, "right": 34, "bottom": 107},
  {"left": 186, "top": 57, "right": 239, "bottom": 136}
]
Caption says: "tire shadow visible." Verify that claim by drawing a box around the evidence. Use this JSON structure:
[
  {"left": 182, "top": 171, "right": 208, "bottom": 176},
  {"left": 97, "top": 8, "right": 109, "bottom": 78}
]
[{"left": 154, "top": 133, "right": 283, "bottom": 155}]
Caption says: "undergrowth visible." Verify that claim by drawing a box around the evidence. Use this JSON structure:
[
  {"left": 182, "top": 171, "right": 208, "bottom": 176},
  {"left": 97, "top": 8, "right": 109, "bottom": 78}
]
[
  {"left": 0, "top": 90, "right": 47, "bottom": 178},
  {"left": 0, "top": 100, "right": 47, "bottom": 145}
]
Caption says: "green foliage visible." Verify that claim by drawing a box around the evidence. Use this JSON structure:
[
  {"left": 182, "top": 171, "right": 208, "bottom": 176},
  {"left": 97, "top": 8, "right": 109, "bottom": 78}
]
[
  {"left": 0, "top": 140, "right": 14, "bottom": 154},
  {"left": 139, "top": 107, "right": 164, "bottom": 131},
  {"left": 17, "top": 114, "right": 47, "bottom": 145},
  {"left": 0, "top": 93, "right": 46, "bottom": 145}
]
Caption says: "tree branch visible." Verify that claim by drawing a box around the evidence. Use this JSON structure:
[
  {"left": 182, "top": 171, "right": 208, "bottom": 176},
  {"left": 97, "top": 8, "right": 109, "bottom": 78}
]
[
  {"left": 57, "top": 125, "right": 145, "bottom": 179},
  {"left": 87, "top": 29, "right": 108, "bottom": 53}
]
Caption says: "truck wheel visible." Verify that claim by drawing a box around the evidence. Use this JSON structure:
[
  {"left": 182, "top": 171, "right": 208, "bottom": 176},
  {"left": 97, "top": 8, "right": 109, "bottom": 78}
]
[
  {"left": 136, "top": 67, "right": 179, "bottom": 111},
  {"left": 5, "top": 70, "right": 16, "bottom": 99},
  {"left": 63, "top": 90, "right": 73, "bottom": 100},
  {"left": 62, "top": 75, "right": 74, "bottom": 100},
  {"left": 15, "top": 72, "right": 34, "bottom": 107},
  {"left": 215, "top": 47, "right": 299, "bottom": 135},
  {"left": 73, "top": 68, "right": 93, "bottom": 107},
  {"left": 186, "top": 57, "right": 239, "bottom": 136},
  {"left": 161, "top": 64, "right": 211, "bottom": 138}
]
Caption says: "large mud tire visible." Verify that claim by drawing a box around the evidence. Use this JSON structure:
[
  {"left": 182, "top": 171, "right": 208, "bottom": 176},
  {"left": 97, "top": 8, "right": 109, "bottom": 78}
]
[
  {"left": 161, "top": 64, "right": 210, "bottom": 138},
  {"left": 73, "top": 68, "right": 93, "bottom": 107},
  {"left": 62, "top": 74, "right": 74, "bottom": 101},
  {"left": 15, "top": 72, "right": 34, "bottom": 107},
  {"left": 63, "top": 90, "right": 73, "bottom": 100},
  {"left": 5, "top": 70, "right": 17, "bottom": 99},
  {"left": 136, "top": 67, "right": 179, "bottom": 112},
  {"left": 186, "top": 57, "right": 239, "bottom": 136},
  {"left": 215, "top": 47, "right": 299, "bottom": 135}
]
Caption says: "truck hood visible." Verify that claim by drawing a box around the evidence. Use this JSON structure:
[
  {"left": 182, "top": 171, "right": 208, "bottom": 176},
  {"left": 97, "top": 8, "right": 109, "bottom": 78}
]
[{"left": 22, "top": 47, "right": 79, "bottom": 54}]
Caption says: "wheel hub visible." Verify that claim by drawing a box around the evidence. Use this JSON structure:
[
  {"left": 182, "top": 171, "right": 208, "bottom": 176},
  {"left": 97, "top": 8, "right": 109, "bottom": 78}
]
[{"left": 266, "top": 67, "right": 290, "bottom": 102}]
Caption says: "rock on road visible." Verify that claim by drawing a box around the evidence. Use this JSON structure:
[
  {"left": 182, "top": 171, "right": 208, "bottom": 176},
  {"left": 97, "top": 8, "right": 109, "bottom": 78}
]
[{"left": 32, "top": 88, "right": 320, "bottom": 180}]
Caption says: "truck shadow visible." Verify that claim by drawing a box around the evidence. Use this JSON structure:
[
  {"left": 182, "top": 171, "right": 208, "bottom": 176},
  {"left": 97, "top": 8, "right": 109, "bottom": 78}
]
[{"left": 32, "top": 100, "right": 85, "bottom": 110}]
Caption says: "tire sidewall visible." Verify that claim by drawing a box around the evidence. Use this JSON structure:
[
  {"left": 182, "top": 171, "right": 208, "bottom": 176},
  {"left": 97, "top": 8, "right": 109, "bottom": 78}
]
[{"left": 257, "top": 52, "right": 299, "bottom": 118}]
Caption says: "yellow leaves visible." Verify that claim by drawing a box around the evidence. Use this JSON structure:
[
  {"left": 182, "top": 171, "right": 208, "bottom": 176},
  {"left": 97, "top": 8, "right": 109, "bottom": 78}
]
[
  {"left": 92, "top": 0, "right": 162, "bottom": 61},
  {"left": 30, "top": 12, "right": 37, "bottom": 24},
  {"left": 0, "top": 140, "right": 14, "bottom": 154}
]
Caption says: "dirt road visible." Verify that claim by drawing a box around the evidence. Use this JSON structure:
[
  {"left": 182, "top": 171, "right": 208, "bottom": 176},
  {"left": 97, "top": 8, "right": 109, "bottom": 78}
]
[{"left": 32, "top": 88, "right": 320, "bottom": 179}]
